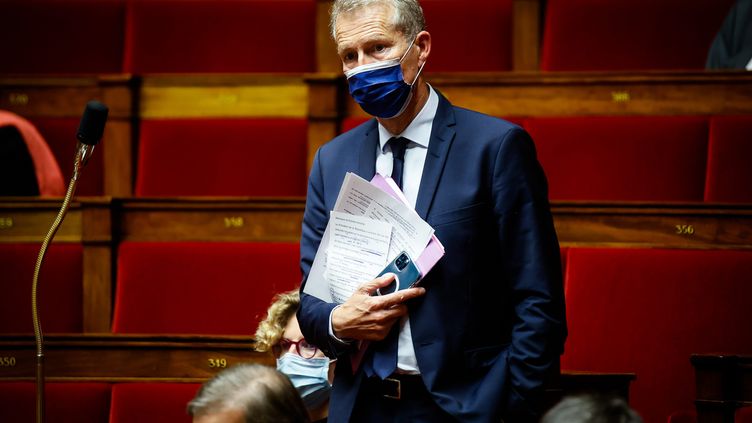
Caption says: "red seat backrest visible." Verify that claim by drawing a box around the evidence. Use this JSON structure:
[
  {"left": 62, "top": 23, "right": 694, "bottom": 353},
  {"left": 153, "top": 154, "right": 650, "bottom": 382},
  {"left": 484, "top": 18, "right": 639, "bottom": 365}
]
[
  {"left": 134, "top": 119, "right": 307, "bottom": 197},
  {"left": 541, "top": 0, "right": 734, "bottom": 71},
  {"left": 421, "top": 0, "right": 513, "bottom": 72},
  {"left": 563, "top": 248, "right": 752, "bottom": 423},
  {"left": 0, "top": 243, "right": 83, "bottom": 334},
  {"left": 668, "top": 410, "right": 697, "bottom": 423},
  {"left": 705, "top": 116, "right": 752, "bottom": 203},
  {"left": 112, "top": 241, "right": 301, "bottom": 335},
  {"left": 737, "top": 407, "right": 752, "bottom": 423},
  {"left": 110, "top": 383, "right": 199, "bottom": 423},
  {"left": 124, "top": 0, "right": 315, "bottom": 73},
  {"left": 523, "top": 116, "right": 709, "bottom": 201},
  {"left": 30, "top": 117, "right": 104, "bottom": 196},
  {"left": 0, "top": 0, "right": 125, "bottom": 74},
  {"left": 0, "top": 382, "right": 111, "bottom": 423}
]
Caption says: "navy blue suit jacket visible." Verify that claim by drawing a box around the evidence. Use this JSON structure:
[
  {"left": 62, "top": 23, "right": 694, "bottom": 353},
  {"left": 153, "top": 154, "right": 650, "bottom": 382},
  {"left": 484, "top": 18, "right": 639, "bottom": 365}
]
[{"left": 298, "top": 93, "right": 566, "bottom": 423}]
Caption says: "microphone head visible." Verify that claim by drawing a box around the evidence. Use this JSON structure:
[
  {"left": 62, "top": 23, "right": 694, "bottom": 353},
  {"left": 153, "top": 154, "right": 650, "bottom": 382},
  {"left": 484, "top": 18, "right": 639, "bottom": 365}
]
[{"left": 76, "top": 100, "right": 109, "bottom": 146}]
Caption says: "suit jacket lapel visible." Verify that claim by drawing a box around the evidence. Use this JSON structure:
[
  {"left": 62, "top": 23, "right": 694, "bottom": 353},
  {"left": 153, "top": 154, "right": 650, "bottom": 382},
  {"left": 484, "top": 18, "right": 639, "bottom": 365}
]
[
  {"left": 415, "top": 93, "right": 456, "bottom": 220},
  {"left": 357, "top": 119, "right": 379, "bottom": 180}
]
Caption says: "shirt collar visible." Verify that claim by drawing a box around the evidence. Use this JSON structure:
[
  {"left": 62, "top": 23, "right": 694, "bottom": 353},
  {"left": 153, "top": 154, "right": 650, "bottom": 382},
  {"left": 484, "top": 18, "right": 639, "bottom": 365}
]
[{"left": 378, "top": 84, "right": 439, "bottom": 151}]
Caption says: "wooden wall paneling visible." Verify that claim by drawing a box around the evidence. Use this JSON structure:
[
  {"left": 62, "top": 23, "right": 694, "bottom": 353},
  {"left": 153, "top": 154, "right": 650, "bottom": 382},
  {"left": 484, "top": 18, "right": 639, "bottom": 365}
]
[
  {"left": 0, "top": 334, "right": 633, "bottom": 404},
  {"left": 553, "top": 203, "right": 752, "bottom": 249},
  {"left": 0, "top": 335, "right": 271, "bottom": 382},
  {"left": 513, "top": 0, "right": 541, "bottom": 71},
  {"left": 113, "top": 198, "right": 304, "bottom": 243},
  {"left": 138, "top": 75, "right": 308, "bottom": 119},
  {"left": 0, "top": 199, "right": 83, "bottom": 243},
  {"left": 305, "top": 74, "right": 343, "bottom": 170},
  {"left": 399, "top": 72, "right": 752, "bottom": 118},
  {"left": 81, "top": 202, "right": 113, "bottom": 333}
]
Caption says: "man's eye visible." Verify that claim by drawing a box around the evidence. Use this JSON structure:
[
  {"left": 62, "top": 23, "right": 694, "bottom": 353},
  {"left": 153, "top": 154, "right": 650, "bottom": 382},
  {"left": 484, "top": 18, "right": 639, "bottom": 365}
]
[{"left": 374, "top": 45, "right": 386, "bottom": 53}]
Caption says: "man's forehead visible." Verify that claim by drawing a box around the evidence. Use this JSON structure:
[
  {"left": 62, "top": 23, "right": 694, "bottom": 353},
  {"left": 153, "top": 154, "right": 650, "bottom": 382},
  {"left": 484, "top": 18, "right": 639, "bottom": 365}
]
[{"left": 334, "top": 3, "right": 398, "bottom": 47}]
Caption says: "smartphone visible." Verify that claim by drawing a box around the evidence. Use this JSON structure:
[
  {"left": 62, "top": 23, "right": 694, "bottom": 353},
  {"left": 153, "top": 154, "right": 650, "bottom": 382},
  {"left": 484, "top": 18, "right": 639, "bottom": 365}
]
[{"left": 375, "top": 251, "right": 422, "bottom": 296}]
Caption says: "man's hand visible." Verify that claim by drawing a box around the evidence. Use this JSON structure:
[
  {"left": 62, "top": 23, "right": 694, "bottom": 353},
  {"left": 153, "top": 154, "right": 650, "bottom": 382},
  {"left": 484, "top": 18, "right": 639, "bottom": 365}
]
[{"left": 331, "top": 273, "right": 426, "bottom": 341}]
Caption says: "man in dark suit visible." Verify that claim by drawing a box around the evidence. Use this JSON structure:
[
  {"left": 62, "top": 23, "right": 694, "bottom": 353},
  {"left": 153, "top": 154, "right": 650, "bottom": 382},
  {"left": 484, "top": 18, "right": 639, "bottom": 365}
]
[
  {"left": 707, "top": 0, "right": 752, "bottom": 70},
  {"left": 297, "top": 1, "right": 566, "bottom": 422}
]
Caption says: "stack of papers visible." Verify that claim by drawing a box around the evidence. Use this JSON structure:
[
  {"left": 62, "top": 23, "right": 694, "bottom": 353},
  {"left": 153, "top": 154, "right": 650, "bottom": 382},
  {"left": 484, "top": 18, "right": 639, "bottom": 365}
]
[{"left": 303, "top": 173, "right": 444, "bottom": 303}]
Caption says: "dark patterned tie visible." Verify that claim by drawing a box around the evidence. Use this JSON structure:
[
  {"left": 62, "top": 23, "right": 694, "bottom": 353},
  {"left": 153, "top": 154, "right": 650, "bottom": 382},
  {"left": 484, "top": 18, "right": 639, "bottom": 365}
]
[
  {"left": 371, "top": 137, "right": 410, "bottom": 379},
  {"left": 389, "top": 137, "right": 409, "bottom": 190}
]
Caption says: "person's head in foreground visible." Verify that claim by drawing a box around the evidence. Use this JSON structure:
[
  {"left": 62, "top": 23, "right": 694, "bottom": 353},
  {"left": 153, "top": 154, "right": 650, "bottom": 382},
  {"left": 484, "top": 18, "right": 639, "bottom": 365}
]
[
  {"left": 187, "top": 363, "right": 310, "bottom": 423},
  {"left": 542, "top": 394, "right": 644, "bottom": 423},
  {"left": 255, "top": 290, "right": 334, "bottom": 421}
]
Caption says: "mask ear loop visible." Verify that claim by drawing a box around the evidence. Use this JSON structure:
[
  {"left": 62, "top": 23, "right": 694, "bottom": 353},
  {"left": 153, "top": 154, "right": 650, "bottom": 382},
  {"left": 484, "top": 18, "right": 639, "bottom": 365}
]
[{"left": 385, "top": 42, "right": 426, "bottom": 119}]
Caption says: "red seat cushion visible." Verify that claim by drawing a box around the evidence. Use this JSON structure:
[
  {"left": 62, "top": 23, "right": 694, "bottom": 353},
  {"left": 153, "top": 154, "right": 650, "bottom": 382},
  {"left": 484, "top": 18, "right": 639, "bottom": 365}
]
[
  {"left": 135, "top": 119, "right": 307, "bottom": 197},
  {"left": 523, "top": 116, "right": 709, "bottom": 201},
  {"left": 705, "top": 116, "right": 752, "bottom": 203},
  {"left": 0, "top": 0, "right": 125, "bottom": 74},
  {"left": 421, "top": 0, "right": 512, "bottom": 72},
  {"left": 124, "top": 0, "right": 315, "bottom": 73},
  {"left": 0, "top": 382, "right": 111, "bottom": 423},
  {"left": 0, "top": 244, "right": 83, "bottom": 333},
  {"left": 112, "top": 242, "right": 301, "bottom": 335},
  {"left": 668, "top": 410, "right": 697, "bottom": 423},
  {"left": 30, "top": 118, "right": 104, "bottom": 196},
  {"left": 541, "top": 0, "right": 735, "bottom": 71},
  {"left": 737, "top": 407, "right": 752, "bottom": 423},
  {"left": 110, "top": 383, "right": 199, "bottom": 423},
  {"left": 563, "top": 248, "right": 752, "bottom": 423}
]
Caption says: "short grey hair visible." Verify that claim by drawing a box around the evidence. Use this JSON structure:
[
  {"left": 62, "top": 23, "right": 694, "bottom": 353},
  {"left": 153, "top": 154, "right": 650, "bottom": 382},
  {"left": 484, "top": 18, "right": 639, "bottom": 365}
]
[
  {"left": 542, "top": 395, "right": 643, "bottom": 423},
  {"left": 187, "top": 363, "right": 310, "bottom": 423},
  {"left": 330, "top": 0, "right": 426, "bottom": 42}
]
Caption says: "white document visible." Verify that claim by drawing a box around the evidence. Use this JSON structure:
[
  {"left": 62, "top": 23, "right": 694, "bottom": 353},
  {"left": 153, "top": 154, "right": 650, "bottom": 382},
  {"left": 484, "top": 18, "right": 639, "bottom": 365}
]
[
  {"left": 303, "top": 173, "right": 435, "bottom": 303},
  {"left": 325, "top": 212, "right": 392, "bottom": 303}
]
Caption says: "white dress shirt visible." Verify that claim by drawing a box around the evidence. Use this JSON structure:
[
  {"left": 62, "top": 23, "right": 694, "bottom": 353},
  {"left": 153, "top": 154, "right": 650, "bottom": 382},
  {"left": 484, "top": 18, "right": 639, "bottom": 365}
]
[
  {"left": 328, "top": 86, "right": 439, "bottom": 374},
  {"left": 374, "top": 86, "right": 439, "bottom": 373}
]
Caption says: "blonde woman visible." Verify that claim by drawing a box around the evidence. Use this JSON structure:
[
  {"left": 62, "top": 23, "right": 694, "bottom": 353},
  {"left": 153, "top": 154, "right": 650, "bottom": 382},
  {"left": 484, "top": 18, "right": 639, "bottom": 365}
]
[{"left": 255, "top": 290, "right": 334, "bottom": 423}]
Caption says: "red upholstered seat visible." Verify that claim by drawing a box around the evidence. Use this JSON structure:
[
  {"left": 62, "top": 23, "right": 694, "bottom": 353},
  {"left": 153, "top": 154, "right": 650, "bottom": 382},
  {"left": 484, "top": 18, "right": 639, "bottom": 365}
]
[
  {"left": 0, "top": 382, "right": 111, "bottom": 423},
  {"left": 737, "top": 407, "right": 752, "bottom": 423},
  {"left": 668, "top": 410, "right": 697, "bottom": 423},
  {"left": 0, "top": 243, "right": 83, "bottom": 334},
  {"left": 421, "top": 0, "right": 512, "bottom": 72},
  {"left": 112, "top": 242, "right": 301, "bottom": 335},
  {"left": 30, "top": 117, "right": 104, "bottom": 196},
  {"left": 541, "top": 0, "right": 734, "bottom": 71},
  {"left": 523, "top": 116, "right": 709, "bottom": 201},
  {"left": 124, "top": 0, "right": 315, "bottom": 73},
  {"left": 110, "top": 383, "right": 199, "bottom": 423},
  {"left": 705, "top": 116, "right": 752, "bottom": 203},
  {"left": 562, "top": 248, "right": 752, "bottom": 423},
  {"left": 0, "top": 0, "right": 125, "bottom": 74},
  {"left": 134, "top": 119, "right": 307, "bottom": 197}
]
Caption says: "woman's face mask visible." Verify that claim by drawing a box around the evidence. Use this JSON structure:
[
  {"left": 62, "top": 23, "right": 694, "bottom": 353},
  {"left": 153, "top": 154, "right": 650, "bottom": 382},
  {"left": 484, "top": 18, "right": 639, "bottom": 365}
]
[
  {"left": 345, "top": 40, "right": 426, "bottom": 119},
  {"left": 276, "top": 353, "right": 332, "bottom": 409}
]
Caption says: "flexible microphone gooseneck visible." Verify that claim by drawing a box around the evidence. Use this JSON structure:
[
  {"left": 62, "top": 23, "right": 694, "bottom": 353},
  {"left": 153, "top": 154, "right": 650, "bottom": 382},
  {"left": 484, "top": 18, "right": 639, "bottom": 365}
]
[{"left": 31, "top": 100, "right": 108, "bottom": 423}]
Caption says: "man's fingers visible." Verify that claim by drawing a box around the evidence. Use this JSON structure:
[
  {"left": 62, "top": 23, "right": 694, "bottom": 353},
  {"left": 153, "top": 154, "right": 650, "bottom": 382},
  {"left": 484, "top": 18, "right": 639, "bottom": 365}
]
[
  {"left": 381, "top": 286, "right": 426, "bottom": 307},
  {"left": 357, "top": 273, "right": 396, "bottom": 295}
]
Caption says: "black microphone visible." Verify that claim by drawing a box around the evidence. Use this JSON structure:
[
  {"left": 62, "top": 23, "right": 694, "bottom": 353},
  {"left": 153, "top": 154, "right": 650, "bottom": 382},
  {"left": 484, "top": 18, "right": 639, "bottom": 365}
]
[
  {"left": 76, "top": 100, "right": 108, "bottom": 146},
  {"left": 73, "top": 101, "right": 108, "bottom": 177}
]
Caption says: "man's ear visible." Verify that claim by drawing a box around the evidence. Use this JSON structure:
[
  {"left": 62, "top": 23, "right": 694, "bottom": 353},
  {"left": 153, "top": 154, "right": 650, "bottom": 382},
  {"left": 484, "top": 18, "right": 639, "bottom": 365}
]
[{"left": 415, "top": 30, "right": 431, "bottom": 64}]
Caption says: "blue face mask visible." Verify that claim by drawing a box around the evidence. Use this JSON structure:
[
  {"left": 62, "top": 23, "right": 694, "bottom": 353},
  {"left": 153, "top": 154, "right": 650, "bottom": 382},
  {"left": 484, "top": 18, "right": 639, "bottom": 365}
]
[
  {"left": 345, "top": 42, "right": 426, "bottom": 119},
  {"left": 276, "top": 354, "right": 332, "bottom": 409}
]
